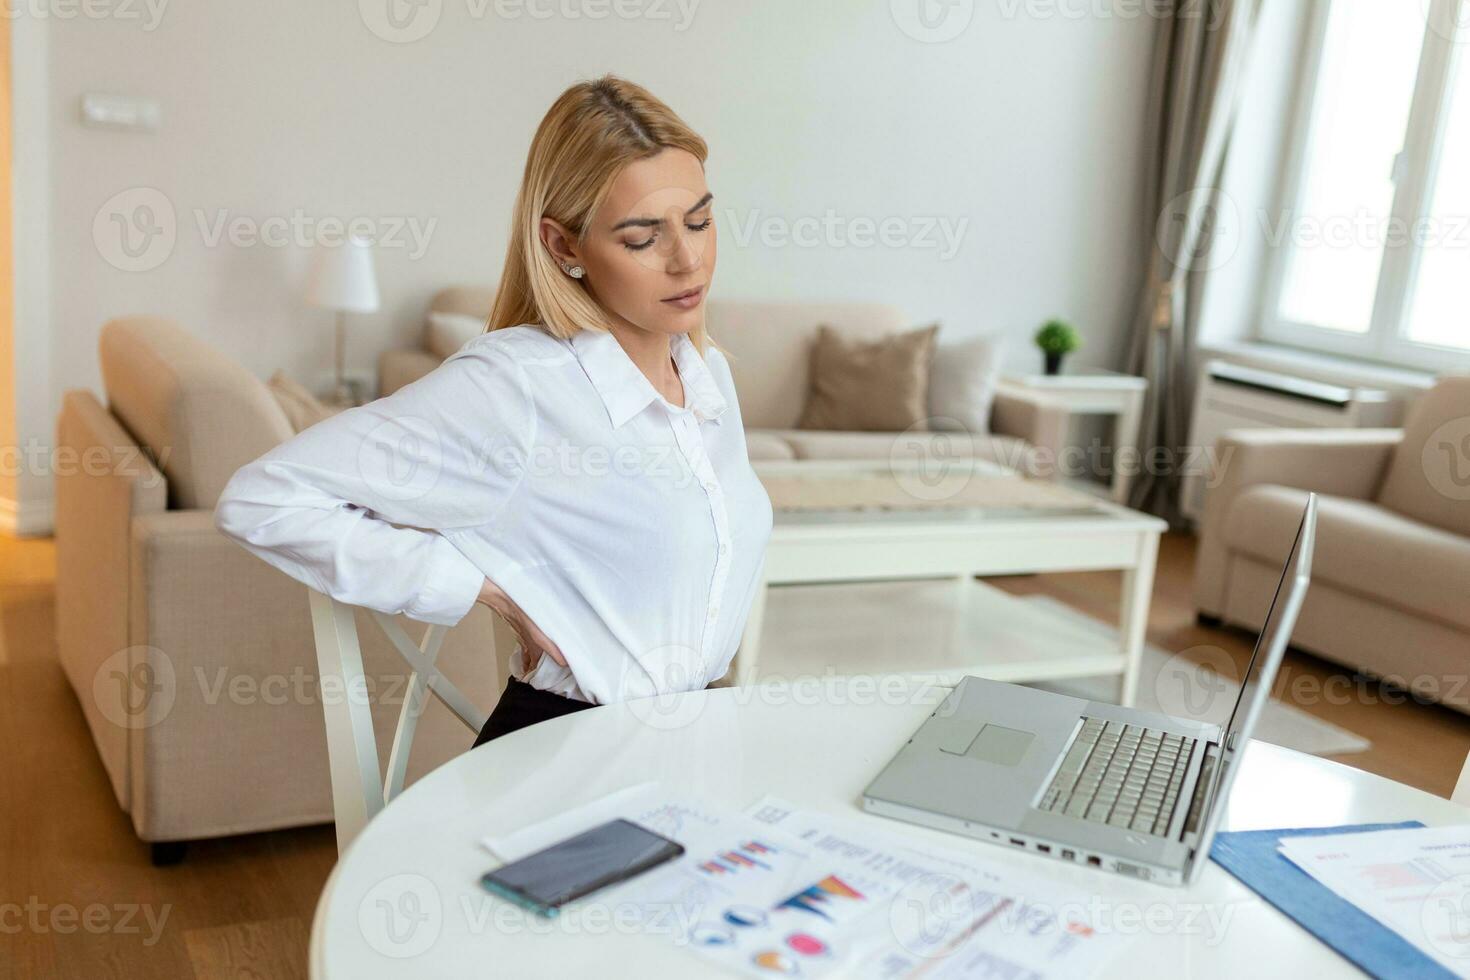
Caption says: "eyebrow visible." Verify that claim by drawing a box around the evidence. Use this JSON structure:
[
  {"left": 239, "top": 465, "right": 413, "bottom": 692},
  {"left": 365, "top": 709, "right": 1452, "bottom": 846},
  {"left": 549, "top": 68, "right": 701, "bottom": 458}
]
[{"left": 611, "top": 192, "right": 714, "bottom": 232}]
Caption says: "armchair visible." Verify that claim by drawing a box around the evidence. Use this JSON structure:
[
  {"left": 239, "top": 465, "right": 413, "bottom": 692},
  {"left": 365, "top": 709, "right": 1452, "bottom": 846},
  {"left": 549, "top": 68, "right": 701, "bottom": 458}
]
[
  {"left": 1194, "top": 376, "right": 1470, "bottom": 713},
  {"left": 56, "top": 316, "right": 505, "bottom": 859}
]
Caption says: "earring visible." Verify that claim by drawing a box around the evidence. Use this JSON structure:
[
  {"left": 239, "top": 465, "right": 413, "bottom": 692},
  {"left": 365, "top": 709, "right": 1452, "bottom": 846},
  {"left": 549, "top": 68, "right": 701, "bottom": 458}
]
[{"left": 562, "top": 264, "right": 585, "bottom": 279}]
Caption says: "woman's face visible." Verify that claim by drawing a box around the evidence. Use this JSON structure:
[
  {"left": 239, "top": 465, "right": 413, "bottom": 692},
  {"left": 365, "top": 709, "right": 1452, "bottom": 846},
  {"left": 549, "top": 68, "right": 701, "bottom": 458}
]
[{"left": 542, "top": 147, "right": 716, "bottom": 338}]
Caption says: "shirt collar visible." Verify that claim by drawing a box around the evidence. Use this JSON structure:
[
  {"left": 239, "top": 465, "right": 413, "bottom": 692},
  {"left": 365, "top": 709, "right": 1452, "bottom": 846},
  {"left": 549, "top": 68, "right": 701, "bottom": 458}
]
[{"left": 569, "top": 327, "right": 728, "bottom": 429}]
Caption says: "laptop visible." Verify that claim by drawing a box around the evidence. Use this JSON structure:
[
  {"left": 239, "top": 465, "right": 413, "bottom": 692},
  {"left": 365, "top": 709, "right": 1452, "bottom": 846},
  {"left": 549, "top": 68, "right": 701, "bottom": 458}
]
[{"left": 862, "top": 494, "right": 1318, "bottom": 887}]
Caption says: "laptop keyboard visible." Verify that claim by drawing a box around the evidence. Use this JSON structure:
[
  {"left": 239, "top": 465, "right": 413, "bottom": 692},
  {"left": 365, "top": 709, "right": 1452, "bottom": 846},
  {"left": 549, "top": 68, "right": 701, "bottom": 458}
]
[{"left": 1036, "top": 717, "right": 1196, "bottom": 837}]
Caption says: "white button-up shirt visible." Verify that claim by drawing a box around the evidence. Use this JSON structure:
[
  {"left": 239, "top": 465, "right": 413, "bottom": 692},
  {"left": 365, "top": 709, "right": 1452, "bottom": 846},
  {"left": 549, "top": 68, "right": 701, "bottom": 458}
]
[{"left": 214, "top": 324, "right": 774, "bottom": 705}]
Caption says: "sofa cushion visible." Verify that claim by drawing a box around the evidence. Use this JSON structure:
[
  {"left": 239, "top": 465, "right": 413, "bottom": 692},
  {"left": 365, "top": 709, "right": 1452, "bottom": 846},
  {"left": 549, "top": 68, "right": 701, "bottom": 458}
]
[
  {"left": 429, "top": 284, "right": 498, "bottom": 318},
  {"left": 267, "top": 371, "right": 339, "bottom": 432},
  {"left": 1377, "top": 374, "right": 1470, "bottom": 537},
  {"left": 706, "top": 301, "right": 910, "bottom": 430},
  {"left": 1224, "top": 484, "right": 1470, "bottom": 632},
  {"left": 99, "top": 316, "right": 295, "bottom": 511},
  {"left": 929, "top": 333, "right": 1003, "bottom": 435},
  {"left": 745, "top": 430, "right": 798, "bottom": 461},
  {"left": 426, "top": 311, "right": 487, "bottom": 360},
  {"left": 767, "top": 428, "right": 1030, "bottom": 475},
  {"left": 797, "top": 323, "right": 939, "bottom": 432}
]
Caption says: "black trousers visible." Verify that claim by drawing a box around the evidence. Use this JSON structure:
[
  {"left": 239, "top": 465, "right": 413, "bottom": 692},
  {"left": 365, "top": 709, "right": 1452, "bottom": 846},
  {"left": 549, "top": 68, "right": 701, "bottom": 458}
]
[{"left": 472, "top": 676, "right": 598, "bottom": 748}]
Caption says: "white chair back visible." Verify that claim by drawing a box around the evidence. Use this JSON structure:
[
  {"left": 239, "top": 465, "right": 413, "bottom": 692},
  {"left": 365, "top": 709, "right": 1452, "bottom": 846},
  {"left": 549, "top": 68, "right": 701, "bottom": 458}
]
[{"left": 307, "top": 588, "right": 491, "bottom": 854}]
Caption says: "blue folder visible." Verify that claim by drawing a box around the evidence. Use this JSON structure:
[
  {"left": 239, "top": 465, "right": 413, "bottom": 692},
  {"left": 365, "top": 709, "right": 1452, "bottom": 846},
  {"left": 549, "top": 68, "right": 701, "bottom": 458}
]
[{"left": 1210, "top": 821, "right": 1456, "bottom": 979}]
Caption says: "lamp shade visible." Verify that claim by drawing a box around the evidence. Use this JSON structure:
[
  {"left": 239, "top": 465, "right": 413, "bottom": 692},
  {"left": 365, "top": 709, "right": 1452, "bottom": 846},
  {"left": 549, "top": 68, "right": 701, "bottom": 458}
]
[{"left": 306, "top": 238, "right": 380, "bottom": 313}]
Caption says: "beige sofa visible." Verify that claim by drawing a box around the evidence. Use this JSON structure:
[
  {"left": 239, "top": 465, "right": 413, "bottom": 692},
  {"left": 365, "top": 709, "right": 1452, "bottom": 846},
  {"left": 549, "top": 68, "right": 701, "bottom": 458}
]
[
  {"left": 1194, "top": 376, "right": 1470, "bottom": 713},
  {"left": 56, "top": 316, "right": 507, "bottom": 861},
  {"left": 382, "top": 286, "right": 1069, "bottom": 474}
]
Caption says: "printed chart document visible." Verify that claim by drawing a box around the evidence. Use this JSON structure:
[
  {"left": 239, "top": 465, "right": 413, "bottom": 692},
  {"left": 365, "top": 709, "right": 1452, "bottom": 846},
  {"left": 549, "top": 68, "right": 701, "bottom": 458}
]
[
  {"left": 483, "top": 787, "right": 1134, "bottom": 978},
  {"left": 1278, "top": 825, "right": 1470, "bottom": 979},
  {"left": 747, "top": 796, "right": 1134, "bottom": 979}
]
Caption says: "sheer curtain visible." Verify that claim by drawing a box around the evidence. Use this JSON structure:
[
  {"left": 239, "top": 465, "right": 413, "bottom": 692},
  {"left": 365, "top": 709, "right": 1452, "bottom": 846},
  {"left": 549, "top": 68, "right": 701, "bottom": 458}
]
[{"left": 1127, "top": 0, "right": 1265, "bottom": 521}]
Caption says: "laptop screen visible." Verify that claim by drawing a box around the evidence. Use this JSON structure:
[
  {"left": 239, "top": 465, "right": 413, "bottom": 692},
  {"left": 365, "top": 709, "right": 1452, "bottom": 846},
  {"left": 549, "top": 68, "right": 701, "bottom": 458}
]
[
  {"left": 1185, "top": 495, "right": 1316, "bottom": 884},
  {"left": 1218, "top": 503, "right": 1312, "bottom": 750}
]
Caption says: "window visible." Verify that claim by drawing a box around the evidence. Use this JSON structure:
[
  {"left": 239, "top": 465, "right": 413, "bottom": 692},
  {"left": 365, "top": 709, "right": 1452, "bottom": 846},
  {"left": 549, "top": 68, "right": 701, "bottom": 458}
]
[{"left": 1263, "top": 0, "right": 1470, "bottom": 369}]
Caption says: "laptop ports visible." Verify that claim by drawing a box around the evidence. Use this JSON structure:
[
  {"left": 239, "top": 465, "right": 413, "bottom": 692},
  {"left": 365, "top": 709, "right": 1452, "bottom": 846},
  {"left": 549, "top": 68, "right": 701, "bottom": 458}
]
[
  {"left": 1037, "top": 844, "right": 1051, "bottom": 854},
  {"left": 1061, "top": 848, "right": 1076, "bottom": 861},
  {"left": 1008, "top": 838, "right": 1025, "bottom": 847},
  {"left": 1086, "top": 855, "right": 1102, "bottom": 867}
]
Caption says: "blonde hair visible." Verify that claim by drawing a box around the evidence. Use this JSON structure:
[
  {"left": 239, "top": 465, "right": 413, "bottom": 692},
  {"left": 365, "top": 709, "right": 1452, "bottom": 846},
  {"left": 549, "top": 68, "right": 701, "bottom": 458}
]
[{"left": 487, "top": 75, "right": 712, "bottom": 355}]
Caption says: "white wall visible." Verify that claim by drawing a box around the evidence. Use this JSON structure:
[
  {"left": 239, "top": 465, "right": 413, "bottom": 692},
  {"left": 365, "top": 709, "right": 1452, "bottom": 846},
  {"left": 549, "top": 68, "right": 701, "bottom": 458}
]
[
  {"left": 10, "top": 14, "right": 52, "bottom": 534},
  {"left": 27, "top": 0, "right": 1157, "bottom": 523}
]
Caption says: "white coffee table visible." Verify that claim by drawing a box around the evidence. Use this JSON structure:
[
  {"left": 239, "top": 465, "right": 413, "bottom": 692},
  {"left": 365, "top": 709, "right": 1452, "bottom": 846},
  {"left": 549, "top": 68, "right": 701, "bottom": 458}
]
[
  {"left": 736, "top": 462, "right": 1167, "bottom": 708},
  {"left": 311, "top": 685, "right": 1470, "bottom": 979}
]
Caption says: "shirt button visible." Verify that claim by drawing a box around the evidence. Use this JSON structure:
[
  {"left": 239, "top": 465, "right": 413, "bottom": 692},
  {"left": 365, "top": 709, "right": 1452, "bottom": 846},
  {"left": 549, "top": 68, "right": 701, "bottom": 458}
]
[
  {"left": 708, "top": 605, "right": 720, "bottom": 620},
  {"left": 718, "top": 543, "right": 729, "bottom": 556}
]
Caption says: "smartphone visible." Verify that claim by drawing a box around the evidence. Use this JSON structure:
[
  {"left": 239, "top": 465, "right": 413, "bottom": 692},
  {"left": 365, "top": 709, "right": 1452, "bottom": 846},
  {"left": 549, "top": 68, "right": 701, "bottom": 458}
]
[{"left": 480, "top": 818, "right": 685, "bottom": 918}]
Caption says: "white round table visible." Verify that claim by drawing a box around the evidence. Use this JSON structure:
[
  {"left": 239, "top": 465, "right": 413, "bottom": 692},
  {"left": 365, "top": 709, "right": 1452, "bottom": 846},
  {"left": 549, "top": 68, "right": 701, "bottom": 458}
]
[{"left": 311, "top": 683, "right": 1470, "bottom": 978}]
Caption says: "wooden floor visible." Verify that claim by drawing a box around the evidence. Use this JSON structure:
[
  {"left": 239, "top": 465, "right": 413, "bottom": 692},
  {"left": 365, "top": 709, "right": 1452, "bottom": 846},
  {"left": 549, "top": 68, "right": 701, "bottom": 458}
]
[{"left": 4, "top": 530, "right": 1469, "bottom": 977}]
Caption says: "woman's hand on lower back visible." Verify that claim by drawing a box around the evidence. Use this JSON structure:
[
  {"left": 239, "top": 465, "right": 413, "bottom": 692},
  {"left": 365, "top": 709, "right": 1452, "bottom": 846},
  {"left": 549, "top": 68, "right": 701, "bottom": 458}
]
[{"left": 476, "top": 577, "right": 568, "bottom": 670}]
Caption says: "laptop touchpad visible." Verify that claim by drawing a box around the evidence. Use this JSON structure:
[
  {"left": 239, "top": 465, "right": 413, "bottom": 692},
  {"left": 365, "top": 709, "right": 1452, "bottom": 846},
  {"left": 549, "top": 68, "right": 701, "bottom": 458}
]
[{"left": 941, "top": 723, "right": 1035, "bottom": 766}]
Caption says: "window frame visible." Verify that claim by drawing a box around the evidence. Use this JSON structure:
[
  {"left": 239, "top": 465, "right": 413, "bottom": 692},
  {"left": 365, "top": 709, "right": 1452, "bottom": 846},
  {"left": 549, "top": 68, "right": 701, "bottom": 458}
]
[{"left": 1258, "top": 0, "right": 1470, "bottom": 372}]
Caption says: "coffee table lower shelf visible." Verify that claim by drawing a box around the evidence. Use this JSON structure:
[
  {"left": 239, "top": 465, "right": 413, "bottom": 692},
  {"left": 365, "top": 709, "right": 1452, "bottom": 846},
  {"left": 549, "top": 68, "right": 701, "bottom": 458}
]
[{"left": 726, "top": 578, "right": 1136, "bottom": 704}]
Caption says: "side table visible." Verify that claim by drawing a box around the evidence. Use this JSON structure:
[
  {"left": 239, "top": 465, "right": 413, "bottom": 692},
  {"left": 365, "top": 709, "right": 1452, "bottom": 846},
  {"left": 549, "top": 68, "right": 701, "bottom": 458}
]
[{"left": 996, "top": 370, "right": 1149, "bottom": 504}]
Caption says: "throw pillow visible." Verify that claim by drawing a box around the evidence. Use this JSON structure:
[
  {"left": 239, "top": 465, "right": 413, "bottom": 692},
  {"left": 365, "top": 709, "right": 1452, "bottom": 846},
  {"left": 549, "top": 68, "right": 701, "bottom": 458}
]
[
  {"left": 427, "top": 311, "right": 487, "bottom": 360},
  {"left": 928, "top": 333, "right": 1003, "bottom": 435},
  {"left": 797, "top": 322, "right": 939, "bottom": 432},
  {"left": 268, "top": 371, "right": 338, "bottom": 432}
]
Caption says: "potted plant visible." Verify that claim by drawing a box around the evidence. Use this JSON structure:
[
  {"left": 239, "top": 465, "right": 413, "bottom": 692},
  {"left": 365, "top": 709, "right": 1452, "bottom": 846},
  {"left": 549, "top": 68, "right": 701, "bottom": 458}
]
[{"left": 1035, "top": 319, "right": 1081, "bottom": 376}]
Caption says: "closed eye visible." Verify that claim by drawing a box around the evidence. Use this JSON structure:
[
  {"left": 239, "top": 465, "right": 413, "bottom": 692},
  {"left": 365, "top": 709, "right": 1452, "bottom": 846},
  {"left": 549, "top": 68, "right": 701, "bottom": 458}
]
[{"left": 623, "top": 217, "right": 713, "bottom": 252}]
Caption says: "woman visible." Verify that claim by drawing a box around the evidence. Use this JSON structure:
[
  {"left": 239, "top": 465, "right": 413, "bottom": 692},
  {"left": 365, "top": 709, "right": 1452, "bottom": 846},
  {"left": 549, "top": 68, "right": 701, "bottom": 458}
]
[{"left": 214, "top": 75, "right": 774, "bottom": 746}]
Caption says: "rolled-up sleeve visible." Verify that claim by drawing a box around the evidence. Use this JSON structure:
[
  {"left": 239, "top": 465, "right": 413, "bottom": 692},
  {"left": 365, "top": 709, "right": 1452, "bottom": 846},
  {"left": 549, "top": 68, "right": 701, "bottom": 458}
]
[{"left": 214, "top": 339, "right": 534, "bottom": 627}]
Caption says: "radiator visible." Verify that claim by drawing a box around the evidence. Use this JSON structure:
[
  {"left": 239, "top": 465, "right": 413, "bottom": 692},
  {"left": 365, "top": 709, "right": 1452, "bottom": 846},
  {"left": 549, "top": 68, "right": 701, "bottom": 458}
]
[{"left": 1181, "top": 360, "right": 1400, "bottom": 521}]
